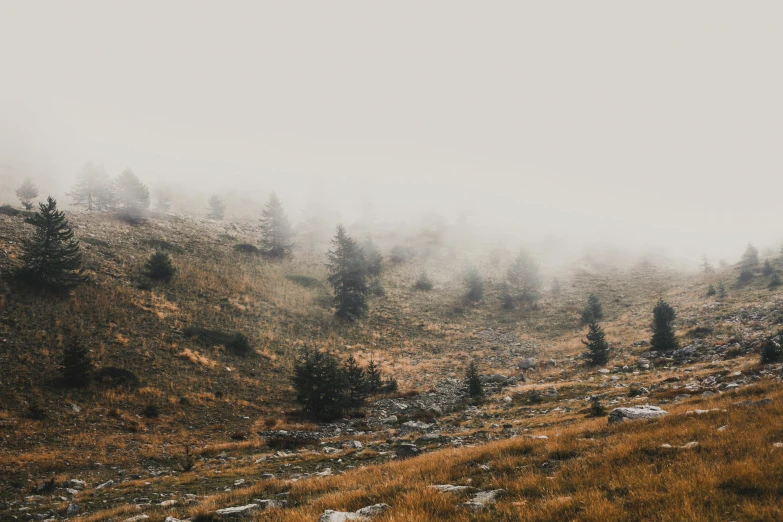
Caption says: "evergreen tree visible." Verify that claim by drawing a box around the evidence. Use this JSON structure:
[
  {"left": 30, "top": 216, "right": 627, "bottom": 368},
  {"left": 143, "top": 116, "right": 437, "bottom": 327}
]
[
  {"left": 414, "top": 270, "right": 433, "bottom": 291},
  {"left": 17, "top": 197, "right": 85, "bottom": 289},
  {"left": 741, "top": 243, "right": 759, "bottom": 268},
  {"left": 291, "top": 347, "right": 349, "bottom": 420},
  {"left": 15, "top": 178, "right": 39, "bottom": 210},
  {"left": 155, "top": 187, "right": 173, "bottom": 213},
  {"left": 581, "top": 294, "right": 604, "bottom": 323},
  {"left": 464, "top": 360, "right": 483, "bottom": 398},
  {"left": 770, "top": 271, "right": 781, "bottom": 288},
  {"left": 760, "top": 339, "right": 783, "bottom": 364},
  {"left": 581, "top": 321, "right": 609, "bottom": 366},
  {"left": 366, "top": 356, "right": 383, "bottom": 394},
  {"left": 651, "top": 298, "right": 678, "bottom": 352},
  {"left": 68, "top": 163, "right": 116, "bottom": 211},
  {"left": 207, "top": 195, "right": 225, "bottom": 220},
  {"left": 343, "top": 354, "right": 369, "bottom": 407},
  {"left": 506, "top": 248, "right": 542, "bottom": 302},
  {"left": 762, "top": 259, "right": 774, "bottom": 276},
  {"left": 115, "top": 169, "right": 150, "bottom": 211},
  {"left": 260, "top": 193, "right": 294, "bottom": 259},
  {"left": 326, "top": 224, "right": 368, "bottom": 320},
  {"left": 700, "top": 255, "right": 714, "bottom": 274},
  {"left": 706, "top": 284, "right": 716, "bottom": 296},
  {"left": 499, "top": 281, "right": 514, "bottom": 310},
  {"left": 59, "top": 338, "right": 93, "bottom": 387},
  {"left": 145, "top": 251, "right": 176, "bottom": 281},
  {"left": 361, "top": 236, "right": 383, "bottom": 277},
  {"left": 464, "top": 266, "right": 484, "bottom": 302},
  {"left": 718, "top": 280, "right": 727, "bottom": 298}
]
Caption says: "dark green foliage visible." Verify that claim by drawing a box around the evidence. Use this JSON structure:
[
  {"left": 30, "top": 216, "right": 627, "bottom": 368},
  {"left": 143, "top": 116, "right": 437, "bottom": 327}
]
[
  {"left": 389, "top": 244, "right": 414, "bottom": 264},
  {"left": 382, "top": 376, "right": 399, "bottom": 393},
  {"left": 144, "top": 238, "right": 182, "bottom": 252},
  {"left": 95, "top": 367, "right": 140, "bottom": 388},
  {"left": 738, "top": 268, "right": 753, "bottom": 283},
  {"left": 344, "top": 355, "right": 369, "bottom": 407},
  {"left": 285, "top": 274, "right": 322, "bottom": 288},
  {"left": 25, "top": 401, "right": 46, "bottom": 420},
  {"left": 183, "top": 327, "right": 251, "bottom": 355},
  {"left": 17, "top": 197, "right": 86, "bottom": 290},
  {"left": 741, "top": 243, "right": 759, "bottom": 268},
  {"left": 141, "top": 404, "right": 160, "bottom": 418},
  {"left": 581, "top": 294, "right": 604, "bottom": 324},
  {"left": 59, "top": 339, "right": 93, "bottom": 387},
  {"left": 700, "top": 255, "right": 714, "bottom": 274},
  {"left": 770, "top": 272, "right": 782, "bottom": 288},
  {"left": 292, "top": 347, "right": 350, "bottom": 420},
  {"left": 326, "top": 224, "right": 368, "bottom": 320},
  {"left": 16, "top": 178, "right": 39, "bottom": 210},
  {"left": 115, "top": 169, "right": 150, "bottom": 210},
  {"left": 581, "top": 321, "right": 609, "bottom": 366},
  {"left": 588, "top": 396, "right": 606, "bottom": 417},
  {"left": 368, "top": 279, "right": 385, "bottom": 297},
  {"left": 706, "top": 284, "right": 716, "bottom": 296},
  {"left": 651, "top": 299, "right": 678, "bottom": 352},
  {"left": 760, "top": 340, "right": 783, "bottom": 364},
  {"left": 465, "top": 359, "right": 484, "bottom": 398},
  {"left": 0, "top": 204, "right": 21, "bottom": 216},
  {"left": 234, "top": 243, "right": 260, "bottom": 255},
  {"left": 69, "top": 163, "right": 116, "bottom": 211},
  {"left": 366, "top": 357, "right": 383, "bottom": 394},
  {"left": 207, "top": 195, "right": 225, "bottom": 220},
  {"left": 506, "top": 249, "right": 542, "bottom": 302},
  {"left": 551, "top": 277, "right": 561, "bottom": 294},
  {"left": 499, "top": 281, "right": 514, "bottom": 310},
  {"left": 260, "top": 193, "right": 294, "bottom": 259},
  {"left": 718, "top": 281, "right": 727, "bottom": 298},
  {"left": 145, "top": 251, "right": 176, "bottom": 281},
  {"left": 227, "top": 333, "right": 251, "bottom": 355},
  {"left": 762, "top": 260, "right": 774, "bottom": 276},
  {"left": 180, "top": 445, "right": 195, "bottom": 472},
  {"left": 464, "top": 266, "right": 484, "bottom": 302},
  {"left": 414, "top": 270, "right": 433, "bottom": 291},
  {"left": 687, "top": 326, "right": 712, "bottom": 339},
  {"left": 362, "top": 237, "right": 383, "bottom": 277}
]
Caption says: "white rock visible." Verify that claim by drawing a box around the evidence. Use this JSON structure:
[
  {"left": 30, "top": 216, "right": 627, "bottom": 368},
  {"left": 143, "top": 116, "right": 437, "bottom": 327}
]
[
  {"left": 430, "top": 484, "right": 473, "bottom": 493},
  {"left": 608, "top": 405, "right": 668, "bottom": 424},
  {"left": 95, "top": 480, "right": 114, "bottom": 490},
  {"left": 123, "top": 516, "right": 149, "bottom": 522},
  {"left": 214, "top": 504, "right": 259, "bottom": 518}
]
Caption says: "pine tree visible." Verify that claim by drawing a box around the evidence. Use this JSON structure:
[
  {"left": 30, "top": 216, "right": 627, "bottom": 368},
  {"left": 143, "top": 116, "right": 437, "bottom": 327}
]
[
  {"left": 718, "top": 280, "right": 727, "bottom": 298},
  {"left": 207, "top": 195, "right": 225, "bottom": 220},
  {"left": 706, "top": 284, "right": 716, "bottom": 296},
  {"left": 506, "top": 249, "right": 542, "bottom": 302},
  {"left": 145, "top": 251, "right": 176, "bottom": 281},
  {"left": 414, "top": 270, "right": 433, "bottom": 291},
  {"left": 366, "top": 356, "right": 383, "bottom": 394},
  {"left": 115, "top": 169, "right": 150, "bottom": 211},
  {"left": 500, "top": 281, "right": 514, "bottom": 310},
  {"left": 741, "top": 243, "right": 759, "bottom": 268},
  {"left": 68, "top": 163, "right": 116, "bottom": 211},
  {"left": 155, "top": 187, "right": 173, "bottom": 213},
  {"left": 260, "top": 193, "right": 294, "bottom": 259},
  {"left": 17, "top": 197, "right": 85, "bottom": 289},
  {"left": 15, "top": 178, "right": 39, "bottom": 210},
  {"left": 464, "top": 266, "right": 484, "bottom": 302},
  {"left": 59, "top": 338, "right": 93, "bottom": 387},
  {"left": 291, "top": 347, "right": 349, "bottom": 420},
  {"left": 700, "top": 255, "right": 714, "bottom": 274},
  {"left": 651, "top": 298, "right": 678, "bottom": 352},
  {"left": 581, "top": 321, "right": 609, "bottom": 366},
  {"left": 762, "top": 259, "right": 773, "bottom": 276},
  {"left": 581, "top": 294, "right": 604, "bottom": 323},
  {"left": 465, "top": 360, "right": 483, "bottom": 398},
  {"left": 770, "top": 271, "right": 781, "bottom": 288},
  {"left": 326, "top": 224, "right": 368, "bottom": 320},
  {"left": 361, "top": 236, "right": 383, "bottom": 277},
  {"left": 344, "top": 354, "right": 369, "bottom": 407}
]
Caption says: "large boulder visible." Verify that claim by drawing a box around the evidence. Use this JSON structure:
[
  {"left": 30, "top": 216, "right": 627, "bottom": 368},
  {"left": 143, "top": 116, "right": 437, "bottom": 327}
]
[
  {"left": 395, "top": 443, "right": 421, "bottom": 459},
  {"left": 517, "top": 358, "right": 536, "bottom": 370},
  {"left": 318, "top": 504, "right": 389, "bottom": 522},
  {"left": 214, "top": 504, "right": 260, "bottom": 518},
  {"left": 608, "top": 405, "right": 668, "bottom": 424},
  {"left": 399, "top": 421, "right": 431, "bottom": 434}
]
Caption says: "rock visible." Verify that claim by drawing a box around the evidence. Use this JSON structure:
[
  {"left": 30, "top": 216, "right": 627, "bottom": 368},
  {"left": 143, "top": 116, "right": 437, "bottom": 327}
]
[
  {"left": 416, "top": 433, "right": 444, "bottom": 444},
  {"left": 380, "top": 415, "right": 398, "bottom": 425},
  {"left": 66, "top": 504, "right": 80, "bottom": 516},
  {"left": 68, "top": 479, "right": 85, "bottom": 489},
  {"left": 430, "top": 484, "right": 473, "bottom": 493},
  {"left": 503, "top": 396, "right": 512, "bottom": 403},
  {"left": 164, "top": 517, "right": 182, "bottom": 522},
  {"left": 597, "top": 369, "right": 610, "bottom": 374},
  {"left": 123, "top": 516, "right": 149, "bottom": 522},
  {"left": 462, "top": 489, "right": 505, "bottom": 512},
  {"left": 252, "top": 499, "right": 287, "bottom": 509},
  {"left": 317, "top": 511, "right": 365, "bottom": 522},
  {"left": 773, "top": 443, "right": 783, "bottom": 448},
  {"left": 343, "top": 440, "right": 363, "bottom": 450},
  {"left": 608, "top": 405, "right": 668, "bottom": 424},
  {"left": 95, "top": 480, "right": 114, "bottom": 490},
  {"left": 518, "top": 358, "right": 536, "bottom": 370},
  {"left": 160, "top": 500, "right": 178, "bottom": 508},
  {"left": 355, "top": 504, "right": 389, "bottom": 517},
  {"left": 214, "top": 504, "right": 260, "bottom": 518},
  {"left": 395, "top": 444, "right": 421, "bottom": 459},
  {"left": 399, "top": 421, "right": 431, "bottom": 434}
]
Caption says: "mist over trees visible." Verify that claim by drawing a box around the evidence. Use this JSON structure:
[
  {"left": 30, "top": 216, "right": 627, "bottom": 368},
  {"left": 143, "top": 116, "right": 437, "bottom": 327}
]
[
  {"left": 506, "top": 249, "right": 543, "bottom": 304},
  {"left": 207, "top": 195, "right": 225, "bottom": 220},
  {"left": 15, "top": 178, "right": 39, "bottom": 210},
  {"left": 115, "top": 169, "right": 150, "bottom": 211},
  {"left": 68, "top": 163, "right": 115, "bottom": 211},
  {"left": 260, "top": 193, "right": 293, "bottom": 259},
  {"left": 326, "top": 224, "right": 368, "bottom": 320}
]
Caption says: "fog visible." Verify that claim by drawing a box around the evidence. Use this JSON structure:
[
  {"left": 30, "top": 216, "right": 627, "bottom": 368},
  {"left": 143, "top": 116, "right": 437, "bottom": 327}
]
[{"left": 1, "top": 1, "right": 782, "bottom": 265}]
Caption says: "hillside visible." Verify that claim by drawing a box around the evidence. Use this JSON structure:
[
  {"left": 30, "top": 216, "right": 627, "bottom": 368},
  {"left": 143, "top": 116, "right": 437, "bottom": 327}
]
[{"left": 2, "top": 209, "right": 783, "bottom": 521}]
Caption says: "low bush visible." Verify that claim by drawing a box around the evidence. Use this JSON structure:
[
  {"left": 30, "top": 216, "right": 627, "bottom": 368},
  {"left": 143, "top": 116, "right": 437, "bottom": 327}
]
[
  {"left": 95, "top": 367, "right": 140, "bottom": 389},
  {"left": 234, "top": 243, "right": 260, "bottom": 255},
  {"left": 286, "top": 274, "right": 321, "bottom": 288}
]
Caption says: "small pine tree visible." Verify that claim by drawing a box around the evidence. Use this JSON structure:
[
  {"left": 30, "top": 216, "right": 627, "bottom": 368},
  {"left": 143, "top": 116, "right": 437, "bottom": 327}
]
[
  {"left": 15, "top": 178, "right": 39, "bottom": 210},
  {"left": 762, "top": 259, "right": 774, "bottom": 276},
  {"left": 414, "top": 270, "right": 433, "bottom": 291},
  {"left": 706, "top": 284, "right": 716, "bottom": 296},
  {"left": 69, "top": 163, "right": 116, "bottom": 211},
  {"left": 760, "top": 339, "right": 783, "bottom": 364},
  {"left": 59, "top": 339, "right": 93, "bottom": 387},
  {"left": 207, "top": 195, "right": 225, "bottom": 220},
  {"left": 500, "top": 281, "right": 514, "bottom": 310},
  {"left": 145, "top": 251, "right": 176, "bottom": 281},
  {"left": 260, "top": 193, "right": 294, "bottom": 259},
  {"left": 291, "top": 347, "right": 349, "bottom": 420},
  {"left": 651, "top": 298, "right": 678, "bottom": 352},
  {"left": 741, "top": 243, "right": 759, "bottom": 268},
  {"left": 464, "top": 266, "right": 484, "bottom": 302},
  {"left": 361, "top": 237, "right": 383, "bottom": 277},
  {"left": 17, "top": 197, "right": 86, "bottom": 289},
  {"left": 700, "top": 255, "right": 714, "bottom": 274},
  {"left": 115, "top": 169, "right": 150, "bottom": 211},
  {"left": 366, "top": 356, "right": 383, "bottom": 394},
  {"left": 506, "top": 249, "right": 542, "bottom": 302},
  {"left": 551, "top": 277, "right": 561, "bottom": 295},
  {"left": 581, "top": 294, "right": 604, "bottom": 323},
  {"left": 326, "top": 224, "right": 368, "bottom": 320},
  {"left": 588, "top": 396, "right": 606, "bottom": 417},
  {"left": 718, "top": 280, "right": 727, "bottom": 298},
  {"left": 464, "top": 359, "right": 483, "bottom": 398},
  {"left": 581, "top": 321, "right": 609, "bottom": 366},
  {"left": 344, "top": 354, "right": 369, "bottom": 407},
  {"left": 770, "top": 271, "right": 781, "bottom": 288}
]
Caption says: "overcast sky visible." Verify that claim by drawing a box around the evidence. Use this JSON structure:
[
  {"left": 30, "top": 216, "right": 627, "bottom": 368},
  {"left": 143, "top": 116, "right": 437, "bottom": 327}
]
[{"left": 1, "top": 1, "right": 781, "bottom": 262}]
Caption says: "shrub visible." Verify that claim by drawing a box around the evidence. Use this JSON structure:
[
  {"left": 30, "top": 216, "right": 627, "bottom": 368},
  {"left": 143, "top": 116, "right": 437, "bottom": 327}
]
[
  {"left": 760, "top": 339, "right": 783, "bottom": 364},
  {"left": 718, "top": 281, "right": 727, "bottom": 298},
  {"left": 464, "top": 360, "right": 483, "bottom": 398},
  {"left": 25, "top": 401, "right": 46, "bottom": 420},
  {"left": 59, "top": 339, "right": 93, "bottom": 388},
  {"left": 0, "top": 204, "right": 21, "bottom": 216},
  {"left": 286, "top": 274, "right": 321, "bottom": 288},
  {"left": 762, "top": 260, "right": 774, "bottom": 276},
  {"left": 95, "top": 367, "right": 140, "bottom": 388},
  {"left": 581, "top": 294, "right": 604, "bottom": 323},
  {"left": 145, "top": 251, "right": 176, "bottom": 281},
  {"left": 227, "top": 333, "right": 252, "bottom": 355},
  {"left": 141, "top": 404, "right": 160, "bottom": 418},
  {"left": 234, "top": 243, "right": 260, "bottom": 255},
  {"left": 144, "top": 238, "right": 182, "bottom": 252},
  {"left": 368, "top": 279, "right": 385, "bottom": 297},
  {"left": 588, "top": 396, "right": 606, "bottom": 417},
  {"left": 382, "top": 377, "right": 399, "bottom": 393},
  {"left": 738, "top": 268, "right": 753, "bottom": 283},
  {"left": 706, "top": 284, "right": 716, "bottom": 296},
  {"left": 389, "top": 245, "right": 415, "bottom": 264},
  {"left": 292, "top": 347, "right": 350, "bottom": 420},
  {"left": 464, "top": 267, "right": 484, "bottom": 302},
  {"left": 770, "top": 272, "right": 782, "bottom": 288},
  {"left": 414, "top": 271, "right": 433, "bottom": 291}
]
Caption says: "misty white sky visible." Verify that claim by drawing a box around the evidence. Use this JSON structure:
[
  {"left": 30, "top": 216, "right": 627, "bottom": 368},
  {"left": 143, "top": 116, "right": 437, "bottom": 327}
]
[{"left": 1, "top": 1, "right": 781, "bottom": 263}]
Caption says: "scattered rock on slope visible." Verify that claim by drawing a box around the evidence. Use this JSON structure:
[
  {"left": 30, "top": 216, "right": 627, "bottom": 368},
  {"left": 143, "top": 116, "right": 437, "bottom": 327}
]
[{"left": 608, "top": 405, "right": 668, "bottom": 424}]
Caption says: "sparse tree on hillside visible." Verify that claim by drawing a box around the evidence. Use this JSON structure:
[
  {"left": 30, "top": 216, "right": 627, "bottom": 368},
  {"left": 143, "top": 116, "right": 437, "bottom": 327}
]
[
  {"left": 326, "top": 224, "right": 368, "bottom": 320},
  {"left": 760, "top": 339, "right": 783, "bottom": 364},
  {"left": 464, "top": 266, "right": 484, "bottom": 302},
  {"left": 700, "top": 255, "right": 714, "bottom": 274},
  {"left": 706, "top": 284, "right": 716, "bottom": 296},
  {"left": 69, "top": 163, "right": 116, "bottom": 211},
  {"left": 115, "top": 169, "right": 150, "bottom": 211},
  {"left": 366, "top": 356, "right": 383, "bottom": 394},
  {"left": 499, "top": 281, "right": 514, "bottom": 310},
  {"left": 155, "top": 187, "right": 173, "bottom": 213},
  {"left": 741, "top": 243, "right": 759, "bottom": 268},
  {"left": 59, "top": 338, "right": 93, "bottom": 387},
  {"left": 762, "top": 259, "right": 773, "bottom": 276},
  {"left": 260, "top": 193, "right": 294, "bottom": 259},
  {"left": 770, "top": 271, "right": 781, "bottom": 288},
  {"left": 582, "top": 321, "right": 609, "bottom": 366},
  {"left": 291, "top": 347, "right": 349, "bottom": 420},
  {"left": 145, "top": 251, "right": 176, "bottom": 281},
  {"left": 207, "top": 195, "right": 225, "bottom": 220},
  {"left": 17, "top": 197, "right": 85, "bottom": 289},
  {"left": 465, "top": 360, "right": 483, "bottom": 398},
  {"left": 651, "top": 298, "right": 678, "bottom": 352},
  {"left": 344, "top": 354, "right": 369, "bottom": 407},
  {"left": 506, "top": 249, "right": 542, "bottom": 302},
  {"left": 361, "top": 236, "right": 383, "bottom": 277},
  {"left": 15, "top": 178, "right": 39, "bottom": 210},
  {"left": 581, "top": 294, "right": 604, "bottom": 323},
  {"left": 414, "top": 270, "right": 433, "bottom": 291},
  {"left": 718, "top": 280, "right": 727, "bottom": 298}
]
